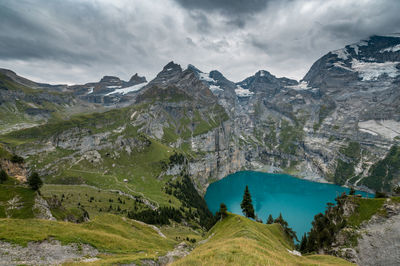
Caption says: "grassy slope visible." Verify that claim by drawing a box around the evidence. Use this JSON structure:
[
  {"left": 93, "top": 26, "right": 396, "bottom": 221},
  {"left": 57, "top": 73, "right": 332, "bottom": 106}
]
[
  {"left": 0, "top": 143, "right": 12, "bottom": 159},
  {"left": 40, "top": 184, "right": 149, "bottom": 219},
  {"left": 0, "top": 181, "right": 36, "bottom": 218},
  {"left": 346, "top": 197, "right": 386, "bottom": 227},
  {"left": 173, "top": 214, "right": 353, "bottom": 266},
  {"left": 0, "top": 214, "right": 174, "bottom": 264}
]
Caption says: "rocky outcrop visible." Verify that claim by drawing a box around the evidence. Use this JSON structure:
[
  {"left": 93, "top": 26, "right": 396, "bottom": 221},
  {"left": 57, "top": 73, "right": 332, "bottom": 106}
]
[
  {"left": 33, "top": 195, "right": 56, "bottom": 221},
  {"left": 0, "top": 240, "right": 98, "bottom": 265},
  {"left": 0, "top": 158, "right": 27, "bottom": 182},
  {"left": 355, "top": 206, "right": 400, "bottom": 266},
  {"left": 332, "top": 198, "right": 400, "bottom": 265}
]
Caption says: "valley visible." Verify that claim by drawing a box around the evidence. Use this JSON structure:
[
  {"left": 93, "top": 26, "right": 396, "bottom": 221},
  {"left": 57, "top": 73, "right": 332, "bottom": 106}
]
[{"left": 1, "top": 34, "right": 400, "bottom": 265}]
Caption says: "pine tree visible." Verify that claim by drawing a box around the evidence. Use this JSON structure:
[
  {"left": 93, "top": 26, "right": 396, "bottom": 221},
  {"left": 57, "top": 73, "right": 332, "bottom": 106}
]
[
  {"left": 274, "top": 213, "right": 298, "bottom": 242},
  {"left": 0, "top": 169, "right": 8, "bottom": 183},
  {"left": 28, "top": 172, "right": 43, "bottom": 191},
  {"left": 299, "top": 233, "right": 307, "bottom": 252},
  {"left": 219, "top": 203, "right": 228, "bottom": 220},
  {"left": 240, "top": 185, "right": 255, "bottom": 218},
  {"left": 349, "top": 187, "right": 355, "bottom": 195},
  {"left": 266, "top": 214, "right": 274, "bottom": 224}
]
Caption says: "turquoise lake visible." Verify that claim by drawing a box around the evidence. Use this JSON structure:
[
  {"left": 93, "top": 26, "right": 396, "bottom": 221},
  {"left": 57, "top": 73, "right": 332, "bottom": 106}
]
[{"left": 205, "top": 171, "right": 373, "bottom": 241}]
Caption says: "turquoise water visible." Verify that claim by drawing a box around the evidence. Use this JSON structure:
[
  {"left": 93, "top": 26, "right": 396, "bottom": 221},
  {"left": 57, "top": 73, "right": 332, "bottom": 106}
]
[{"left": 205, "top": 171, "right": 373, "bottom": 241}]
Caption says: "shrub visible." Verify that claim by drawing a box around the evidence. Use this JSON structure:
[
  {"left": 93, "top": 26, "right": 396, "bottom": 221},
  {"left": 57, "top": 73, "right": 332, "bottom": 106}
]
[{"left": 10, "top": 154, "right": 24, "bottom": 164}]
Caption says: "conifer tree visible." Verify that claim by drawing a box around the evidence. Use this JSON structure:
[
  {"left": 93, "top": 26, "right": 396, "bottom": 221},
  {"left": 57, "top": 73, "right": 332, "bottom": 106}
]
[
  {"left": 240, "top": 185, "right": 255, "bottom": 218},
  {"left": 28, "top": 172, "right": 43, "bottom": 191},
  {"left": 299, "top": 233, "right": 308, "bottom": 252},
  {"left": 266, "top": 214, "right": 274, "bottom": 224},
  {"left": 0, "top": 169, "right": 8, "bottom": 183},
  {"left": 274, "top": 213, "right": 298, "bottom": 242},
  {"left": 219, "top": 203, "right": 228, "bottom": 220}
]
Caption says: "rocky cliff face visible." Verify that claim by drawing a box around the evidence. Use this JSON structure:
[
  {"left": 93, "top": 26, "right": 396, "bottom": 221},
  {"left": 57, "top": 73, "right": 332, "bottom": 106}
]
[
  {"left": 354, "top": 200, "right": 400, "bottom": 266},
  {"left": 329, "top": 197, "right": 400, "bottom": 266}
]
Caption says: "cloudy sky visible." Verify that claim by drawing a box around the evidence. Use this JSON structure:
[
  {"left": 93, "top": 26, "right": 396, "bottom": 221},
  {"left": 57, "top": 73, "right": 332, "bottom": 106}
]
[{"left": 1, "top": 0, "right": 400, "bottom": 84}]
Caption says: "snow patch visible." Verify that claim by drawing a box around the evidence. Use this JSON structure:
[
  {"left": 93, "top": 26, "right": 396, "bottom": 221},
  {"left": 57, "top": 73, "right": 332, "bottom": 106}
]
[
  {"left": 259, "top": 70, "right": 267, "bottom": 77},
  {"left": 349, "top": 40, "right": 368, "bottom": 55},
  {"left": 350, "top": 45, "right": 360, "bottom": 55},
  {"left": 107, "top": 85, "right": 121, "bottom": 89},
  {"left": 287, "top": 249, "right": 302, "bottom": 256},
  {"left": 87, "top": 87, "right": 94, "bottom": 94},
  {"left": 351, "top": 59, "right": 399, "bottom": 81},
  {"left": 333, "top": 62, "right": 354, "bottom": 72},
  {"left": 106, "top": 82, "right": 147, "bottom": 95},
  {"left": 358, "top": 120, "right": 400, "bottom": 139},
  {"left": 332, "top": 48, "right": 350, "bottom": 60},
  {"left": 199, "top": 72, "right": 216, "bottom": 83},
  {"left": 285, "top": 81, "right": 312, "bottom": 91},
  {"left": 380, "top": 44, "right": 400, "bottom": 53},
  {"left": 166, "top": 68, "right": 173, "bottom": 71},
  {"left": 235, "top": 86, "right": 254, "bottom": 97},
  {"left": 209, "top": 85, "right": 224, "bottom": 94}
]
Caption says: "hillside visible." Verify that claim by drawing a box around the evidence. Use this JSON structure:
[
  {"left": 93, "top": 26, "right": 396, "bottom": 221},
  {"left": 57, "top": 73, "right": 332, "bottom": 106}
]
[
  {"left": 173, "top": 214, "right": 352, "bottom": 266},
  {"left": 0, "top": 212, "right": 353, "bottom": 265},
  {"left": 0, "top": 214, "right": 176, "bottom": 265}
]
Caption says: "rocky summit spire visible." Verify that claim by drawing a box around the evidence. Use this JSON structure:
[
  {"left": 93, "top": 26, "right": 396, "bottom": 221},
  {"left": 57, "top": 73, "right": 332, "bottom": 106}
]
[
  {"left": 162, "top": 61, "right": 182, "bottom": 72},
  {"left": 128, "top": 73, "right": 146, "bottom": 84}
]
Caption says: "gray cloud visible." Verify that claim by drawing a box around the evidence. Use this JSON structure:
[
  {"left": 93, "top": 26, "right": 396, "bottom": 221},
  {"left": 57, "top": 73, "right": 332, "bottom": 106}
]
[
  {"left": 0, "top": 0, "right": 399, "bottom": 84},
  {"left": 173, "top": 0, "right": 271, "bottom": 15}
]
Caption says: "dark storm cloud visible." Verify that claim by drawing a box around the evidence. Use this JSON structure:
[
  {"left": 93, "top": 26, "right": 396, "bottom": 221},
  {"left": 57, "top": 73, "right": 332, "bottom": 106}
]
[
  {"left": 0, "top": 0, "right": 399, "bottom": 84},
  {"left": 175, "top": 0, "right": 281, "bottom": 29},
  {"left": 174, "top": 0, "right": 271, "bottom": 15}
]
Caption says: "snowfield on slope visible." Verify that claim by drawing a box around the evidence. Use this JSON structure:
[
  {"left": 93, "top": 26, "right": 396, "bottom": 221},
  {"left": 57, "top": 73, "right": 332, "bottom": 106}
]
[
  {"left": 235, "top": 86, "right": 254, "bottom": 97},
  {"left": 106, "top": 82, "right": 148, "bottom": 95},
  {"left": 358, "top": 120, "right": 400, "bottom": 139},
  {"left": 351, "top": 59, "right": 399, "bottom": 81}
]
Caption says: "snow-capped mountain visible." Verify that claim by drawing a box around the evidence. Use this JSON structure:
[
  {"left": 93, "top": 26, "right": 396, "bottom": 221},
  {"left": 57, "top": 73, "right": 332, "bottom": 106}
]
[{"left": 2, "top": 35, "right": 400, "bottom": 193}]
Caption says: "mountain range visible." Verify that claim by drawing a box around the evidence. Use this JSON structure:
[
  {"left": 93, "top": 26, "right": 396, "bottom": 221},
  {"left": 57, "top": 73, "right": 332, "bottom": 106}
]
[{"left": 2, "top": 34, "right": 399, "bottom": 194}]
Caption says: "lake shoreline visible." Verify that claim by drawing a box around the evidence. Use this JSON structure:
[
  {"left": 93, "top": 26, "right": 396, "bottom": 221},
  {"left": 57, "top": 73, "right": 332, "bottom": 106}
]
[{"left": 204, "top": 171, "right": 374, "bottom": 241}]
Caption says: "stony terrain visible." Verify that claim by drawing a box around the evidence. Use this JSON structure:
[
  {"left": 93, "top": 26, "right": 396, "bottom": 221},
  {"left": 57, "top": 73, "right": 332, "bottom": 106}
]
[
  {"left": 348, "top": 198, "right": 400, "bottom": 266},
  {"left": 0, "top": 240, "right": 98, "bottom": 266}
]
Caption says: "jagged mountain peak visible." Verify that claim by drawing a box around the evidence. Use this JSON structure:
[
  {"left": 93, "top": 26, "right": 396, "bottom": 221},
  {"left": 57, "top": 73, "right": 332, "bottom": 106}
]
[
  {"left": 209, "top": 70, "right": 226, "bottom": 81},
  {"left": 146, "top": 61, "right": 183, "bottom": 86},
  {"left": 129, "top": 73, "right": 147, "bottom": 84},
  {"left": 304, "top": 35, "right": 400, "bottom": 90},
  {"left": 237, "top": 69, "right": 297, "bottom": 95},
  {"left": 162, "top": 61, "right": 182, "bottom": 72},
  {"left": 255, "top": 70, "right": 274, "bottom": 78}
]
